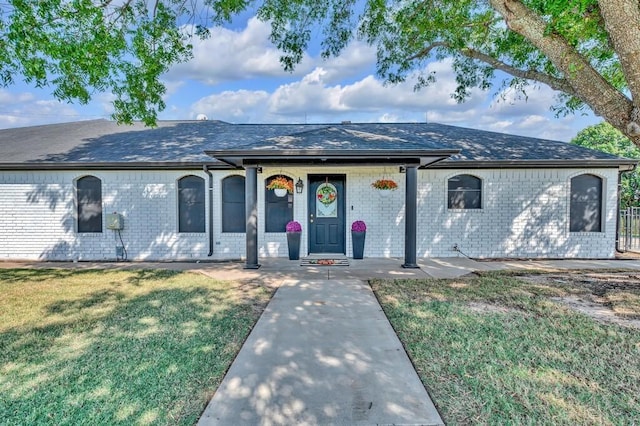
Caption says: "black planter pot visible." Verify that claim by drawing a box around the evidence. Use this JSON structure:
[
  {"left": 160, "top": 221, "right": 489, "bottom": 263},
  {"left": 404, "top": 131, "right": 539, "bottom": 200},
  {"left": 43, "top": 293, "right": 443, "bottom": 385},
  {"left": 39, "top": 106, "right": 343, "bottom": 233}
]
[
  {"left": 352, "top": 231, "right": 366, "bottom": 259},
  {"left": 287, "top": 232, "right": 301, "bottom": 260}
]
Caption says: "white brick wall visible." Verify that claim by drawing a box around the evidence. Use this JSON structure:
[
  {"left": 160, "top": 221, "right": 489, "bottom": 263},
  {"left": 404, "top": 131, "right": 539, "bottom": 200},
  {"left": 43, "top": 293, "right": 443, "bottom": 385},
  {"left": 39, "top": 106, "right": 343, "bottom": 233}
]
[
  {"left": 416, "top": 168, "right": 618, "bottom": 258},
  {"left": 0, "top": 167, "right": 620, "bottom": 260}
]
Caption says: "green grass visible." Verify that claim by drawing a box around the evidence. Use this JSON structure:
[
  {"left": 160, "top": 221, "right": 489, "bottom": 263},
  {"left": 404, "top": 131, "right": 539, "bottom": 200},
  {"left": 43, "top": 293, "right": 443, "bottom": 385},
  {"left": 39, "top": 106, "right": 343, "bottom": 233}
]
[
  {"left": 372, "top": 274, "right": 640, "bottom": 425},
  {"left": 0, "top": 268, "right": 271, "bottom": 425}
]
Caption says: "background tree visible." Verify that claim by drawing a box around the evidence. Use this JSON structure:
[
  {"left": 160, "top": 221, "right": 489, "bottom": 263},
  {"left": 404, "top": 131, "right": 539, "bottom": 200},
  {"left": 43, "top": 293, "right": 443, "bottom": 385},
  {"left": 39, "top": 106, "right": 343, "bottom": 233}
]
[
  {"left": 571, "top": 122, "right": 640, "bottom": 208},
  {"left": 4, "top": 0, "right": 640, "bottom": 138}
]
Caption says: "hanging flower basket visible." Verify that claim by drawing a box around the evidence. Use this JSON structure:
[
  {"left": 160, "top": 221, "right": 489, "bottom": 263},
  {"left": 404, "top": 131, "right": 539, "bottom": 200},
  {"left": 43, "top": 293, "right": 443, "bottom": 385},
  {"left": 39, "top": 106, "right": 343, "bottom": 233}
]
[
  {"left": 266, "top": 176, "right": 293, "bottom": 197},
  {"left": 371, "top": 179, "right": 398, "bottom": 191}
]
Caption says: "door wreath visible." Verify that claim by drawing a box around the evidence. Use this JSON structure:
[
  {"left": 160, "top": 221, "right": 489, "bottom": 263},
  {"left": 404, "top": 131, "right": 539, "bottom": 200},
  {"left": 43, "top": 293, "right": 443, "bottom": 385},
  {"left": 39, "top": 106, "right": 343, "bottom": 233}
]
[
  {"left": 317, "top": 183, "right": 337, "bottom": 205},
  {"left": 316, "top": 183, "right": 338, "bottom": 218}
]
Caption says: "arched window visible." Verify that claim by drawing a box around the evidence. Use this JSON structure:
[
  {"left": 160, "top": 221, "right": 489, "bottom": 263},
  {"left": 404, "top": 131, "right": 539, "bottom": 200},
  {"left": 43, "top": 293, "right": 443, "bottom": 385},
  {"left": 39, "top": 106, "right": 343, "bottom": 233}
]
[
  {"left": 76, "top": 176, "right": 102, "bottom": 233},
  {"left": 447, "top": 174, "right": 482, "bottom": 209},
  {"left": 178, "top": 175, "right": 205, "bottom": 233},
  {"left": 222, "top": 175, "right": 246, "bottom": 232},
  {"left": 570, "top": 174, "right": 603, "bottom": 232},
  {"left": 265, "top": 175, "right": 293, "bottom": 232}
]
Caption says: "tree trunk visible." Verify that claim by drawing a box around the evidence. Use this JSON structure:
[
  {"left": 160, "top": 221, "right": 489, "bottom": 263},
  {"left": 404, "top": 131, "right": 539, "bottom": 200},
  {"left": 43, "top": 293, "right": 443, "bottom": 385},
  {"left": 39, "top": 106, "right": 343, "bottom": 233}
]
[{"left": 489, "top": 0, "right": 640, "bottom": 146}]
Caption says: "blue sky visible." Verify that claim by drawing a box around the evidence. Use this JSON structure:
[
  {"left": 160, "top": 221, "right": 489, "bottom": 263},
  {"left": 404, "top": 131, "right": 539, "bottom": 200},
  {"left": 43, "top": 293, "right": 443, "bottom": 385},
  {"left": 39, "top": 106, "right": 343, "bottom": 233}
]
[{"left": 0, "top": 13, "right": 601, "bottom": 141}]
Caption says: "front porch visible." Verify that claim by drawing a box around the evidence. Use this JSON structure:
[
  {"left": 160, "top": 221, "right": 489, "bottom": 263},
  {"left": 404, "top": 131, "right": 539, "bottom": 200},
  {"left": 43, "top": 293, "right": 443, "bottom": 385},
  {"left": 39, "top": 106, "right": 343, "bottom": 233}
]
[{"left": 207, "top": 148, "right": 457, "bottom": 269}]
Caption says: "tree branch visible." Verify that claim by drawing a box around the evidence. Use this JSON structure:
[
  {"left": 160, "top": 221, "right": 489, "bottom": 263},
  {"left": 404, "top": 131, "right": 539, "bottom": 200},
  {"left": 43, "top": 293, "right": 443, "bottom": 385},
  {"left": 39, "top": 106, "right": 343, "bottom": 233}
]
[
  {"left": 407, "top": 42, "right": 448, "bottom": 61},
  {"left": 409, "top": 41, "right": 578, "bottom": 97},
  {"left": 489, "top": 0, "right": 635, "bottom": 136},
  {"left": 460, "top": 47, "right": 577, "bottom": 96}
]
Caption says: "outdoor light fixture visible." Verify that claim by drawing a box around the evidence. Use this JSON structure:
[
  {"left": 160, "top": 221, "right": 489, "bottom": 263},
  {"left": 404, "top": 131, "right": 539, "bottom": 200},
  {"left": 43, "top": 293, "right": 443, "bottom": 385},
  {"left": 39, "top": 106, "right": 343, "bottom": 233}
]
[{"left": 295, "top": 178, "right": 304, "bottom": 194}]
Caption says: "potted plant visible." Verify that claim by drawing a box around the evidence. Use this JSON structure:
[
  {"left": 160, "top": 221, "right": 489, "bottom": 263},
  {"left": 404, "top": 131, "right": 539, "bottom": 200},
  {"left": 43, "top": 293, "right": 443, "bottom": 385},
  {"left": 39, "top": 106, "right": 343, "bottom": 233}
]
[
  {"left": 285, "top": 220, "right": 302, "bottom": 260},
  {"left": 371, "top": 179, "right": 398, "bottom": 197},
  {"left": 351, "top": 220, "right": 366, "bottom": 259},
  {"left": 266, "top": 176, "right": 294, "bottom": 197}
]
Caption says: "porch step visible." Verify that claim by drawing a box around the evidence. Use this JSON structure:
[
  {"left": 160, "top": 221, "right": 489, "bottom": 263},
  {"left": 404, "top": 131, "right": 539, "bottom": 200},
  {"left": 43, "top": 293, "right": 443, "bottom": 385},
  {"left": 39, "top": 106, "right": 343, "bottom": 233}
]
[{"left": 300, "top": 255, "right": 349, "bottom": 267}]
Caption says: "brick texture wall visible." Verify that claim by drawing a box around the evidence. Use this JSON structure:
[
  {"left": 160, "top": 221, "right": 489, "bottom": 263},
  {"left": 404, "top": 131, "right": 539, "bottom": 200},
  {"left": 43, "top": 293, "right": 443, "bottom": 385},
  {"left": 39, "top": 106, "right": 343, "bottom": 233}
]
[{"left": 0, "top": 167, "right": 619, "bottom": 260}]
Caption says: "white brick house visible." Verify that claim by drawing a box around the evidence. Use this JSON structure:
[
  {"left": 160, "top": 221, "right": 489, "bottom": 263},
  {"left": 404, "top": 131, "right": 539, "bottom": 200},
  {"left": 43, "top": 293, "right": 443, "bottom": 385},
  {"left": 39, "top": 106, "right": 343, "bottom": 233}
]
[{"left": 0, "top": 120, "right": 634, "bottom": 265}]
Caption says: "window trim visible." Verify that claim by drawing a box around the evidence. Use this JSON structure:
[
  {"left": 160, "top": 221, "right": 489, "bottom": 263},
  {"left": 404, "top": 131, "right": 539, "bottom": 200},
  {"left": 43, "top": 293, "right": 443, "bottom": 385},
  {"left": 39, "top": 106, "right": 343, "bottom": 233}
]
[
  {"left": 446, "top": 173, "right": 483, "bottom": 210},
  {"left": 75, "top": 175, "right": 103, "bottom": 234},
  {"left": 569, "top": 173, "right": 605, "bottom": 233},
  {"left": 177, "top": 174, "right": 206, "bottom": 234}
]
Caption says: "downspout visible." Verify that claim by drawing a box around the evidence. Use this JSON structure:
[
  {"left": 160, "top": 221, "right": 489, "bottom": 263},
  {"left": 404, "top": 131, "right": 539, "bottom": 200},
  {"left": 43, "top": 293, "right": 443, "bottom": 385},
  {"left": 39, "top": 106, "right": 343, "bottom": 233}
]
[
  {"left": 203, "top": 165, "right": 214, "bottom": 257},
  {"left": 616, "top": 164, "right": 637, "bottom": 253}
]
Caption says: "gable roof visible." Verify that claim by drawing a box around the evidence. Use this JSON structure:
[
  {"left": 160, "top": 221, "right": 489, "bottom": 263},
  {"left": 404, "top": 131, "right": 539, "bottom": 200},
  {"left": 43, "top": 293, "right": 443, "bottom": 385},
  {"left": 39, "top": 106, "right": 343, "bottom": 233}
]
[{"left": 0, "top": 119, "right": 635, "bottom": 170}]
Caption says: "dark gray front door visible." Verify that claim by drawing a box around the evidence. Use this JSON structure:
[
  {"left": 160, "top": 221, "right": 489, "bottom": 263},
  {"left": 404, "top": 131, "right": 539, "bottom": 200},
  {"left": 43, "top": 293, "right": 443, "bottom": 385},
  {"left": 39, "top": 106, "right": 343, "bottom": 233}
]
[{"left": 308, "top": 175, "right": 345, "bottom": 254}]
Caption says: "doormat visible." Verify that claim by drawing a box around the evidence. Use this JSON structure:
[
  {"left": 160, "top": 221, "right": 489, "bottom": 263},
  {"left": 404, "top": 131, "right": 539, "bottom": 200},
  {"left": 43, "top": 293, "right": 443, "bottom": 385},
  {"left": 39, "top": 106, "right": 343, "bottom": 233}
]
[{"left": 300, "top": 258, "right": 349, "bottom": 267}]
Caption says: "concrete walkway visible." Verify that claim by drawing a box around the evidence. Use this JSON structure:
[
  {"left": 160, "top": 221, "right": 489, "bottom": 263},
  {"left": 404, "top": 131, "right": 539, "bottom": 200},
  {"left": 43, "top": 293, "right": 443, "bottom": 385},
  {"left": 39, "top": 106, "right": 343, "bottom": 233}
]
[
  {"left": 4, "top": 256, "right": 640, "bottom": 281},
  {"left": 198, "top": 279, "right": 443, "bottom": 426}
]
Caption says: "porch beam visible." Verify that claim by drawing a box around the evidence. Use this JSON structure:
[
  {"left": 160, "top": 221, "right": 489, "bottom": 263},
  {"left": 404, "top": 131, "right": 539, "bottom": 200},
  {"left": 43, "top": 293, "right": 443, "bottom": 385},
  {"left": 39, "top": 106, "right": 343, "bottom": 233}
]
[
  {"left": 244, "top": 165, "right": 260, "bottom": 269},
  {"left": 402, "top": 165, "right": 419, "bottom": 268}
]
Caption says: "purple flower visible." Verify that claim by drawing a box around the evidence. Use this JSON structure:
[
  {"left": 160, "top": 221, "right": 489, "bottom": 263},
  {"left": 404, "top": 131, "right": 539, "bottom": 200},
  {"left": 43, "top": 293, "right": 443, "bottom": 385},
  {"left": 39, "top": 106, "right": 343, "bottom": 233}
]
[
  {"left": 286, "top": 221, "right": 302, "bottom": 233},
  {"left": 351, "top": 220, "right": 366, "bottom": 232}
]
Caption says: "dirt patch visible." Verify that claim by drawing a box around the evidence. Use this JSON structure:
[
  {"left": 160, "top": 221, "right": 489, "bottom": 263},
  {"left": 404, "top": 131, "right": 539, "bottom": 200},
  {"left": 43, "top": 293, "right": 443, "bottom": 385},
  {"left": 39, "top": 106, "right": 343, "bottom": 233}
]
[
  {"left": 551, "top": 295, "right": 640, "bottom": 329},
  {"left": 465, "top": 302, "right": 522, "bottom": 315},
  {"left": 519, "top": 271, "right": 640, "bottom": 328}
]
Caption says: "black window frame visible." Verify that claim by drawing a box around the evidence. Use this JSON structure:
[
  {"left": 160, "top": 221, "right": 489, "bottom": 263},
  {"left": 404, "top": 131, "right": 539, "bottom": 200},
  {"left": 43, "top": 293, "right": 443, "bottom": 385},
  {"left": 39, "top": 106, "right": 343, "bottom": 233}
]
[
  {"left": 76, "top": 175, "right": 102, "bottom": 233},
  {"left": 570, "top": 174, "right": 603, "bottom": 233},
  {"left": 447, "top": 174, "right": 482, "bottom": 210},
  {"left": 265, "top": 175, "right": 294, "bottom": 233},
  {"left": 222, "top": 175, "right": 246, "bottom": 233},
  {"left": 178, "top": 175, "right": 206, "bottom": 233}
]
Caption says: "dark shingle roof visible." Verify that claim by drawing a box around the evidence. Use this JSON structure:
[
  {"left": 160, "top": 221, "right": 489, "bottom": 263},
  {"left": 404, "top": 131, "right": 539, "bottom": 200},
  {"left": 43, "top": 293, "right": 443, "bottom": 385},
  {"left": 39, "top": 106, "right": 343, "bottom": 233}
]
[{"left": 0, "top": 119, "right": 634, "bottom": 169}]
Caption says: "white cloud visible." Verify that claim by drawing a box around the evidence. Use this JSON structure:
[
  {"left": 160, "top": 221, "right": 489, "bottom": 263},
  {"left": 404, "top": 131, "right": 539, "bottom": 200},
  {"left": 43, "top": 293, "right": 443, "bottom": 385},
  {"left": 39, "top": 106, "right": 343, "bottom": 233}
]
[
  {"left": 476, "top": 84, "right": 602, "bottom": 140},
  {"left": 190, "top": 89, "right": 270, "bottom": 122},
  {"left": 378, "top": 113, "right": 400, "bottom": 123},
  {"left": 0, "top": 91, "right": 82, "bottom": 129},
  {"left": 489, "top": 84, "right": 558, "bottom": 117},
  {"left": 320, "top": 41, "right": 377, "bottom": 84},
  {"left": 263, "top": 60, "right": 487, "bottom": 119},
  {"left": 167, "top": 17, "right": 313, "bottom": 85},
  {"left": 185, "top": 56, "right": 596, "bottom": 141}
]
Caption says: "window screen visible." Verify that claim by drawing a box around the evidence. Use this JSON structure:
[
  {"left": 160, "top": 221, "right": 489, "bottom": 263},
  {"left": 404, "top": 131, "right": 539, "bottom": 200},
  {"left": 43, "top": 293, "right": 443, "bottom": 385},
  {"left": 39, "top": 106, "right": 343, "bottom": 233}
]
[
  {"left": 570, "top": 174, "right": 603, "bottom": 232},
  {"left": 178, "top": 175, "right": 205, "bottom": 233},
  {"left": 448, "top": 174, "right": 481, "bottom": 209},
  {"left": 222, "top": 175, "right": 246, "bottom": 232},
  {"left": 76, "top": 176, "right": 102, "bottom": 233}
]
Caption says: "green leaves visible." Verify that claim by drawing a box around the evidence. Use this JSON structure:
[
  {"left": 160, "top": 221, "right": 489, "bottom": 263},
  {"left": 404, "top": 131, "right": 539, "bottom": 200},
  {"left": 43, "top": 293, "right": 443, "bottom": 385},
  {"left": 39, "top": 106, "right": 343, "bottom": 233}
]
[
  {"left": 0, "top": 0, "right": 191, "bottom": 125},
  {"left": 572, "top": 122, "right": 640, "bottom": 208},
  {"left": 0, "top": 0, "right": 633, "bottom": 131}
]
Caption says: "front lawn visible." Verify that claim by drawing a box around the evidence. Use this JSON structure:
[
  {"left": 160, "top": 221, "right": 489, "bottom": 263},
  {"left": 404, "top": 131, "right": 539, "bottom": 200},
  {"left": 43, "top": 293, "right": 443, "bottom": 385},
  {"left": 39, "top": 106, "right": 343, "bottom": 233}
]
[
  {"left": 372, "top": 272, "right": 640, "bottom": 425},
  {"left": 0, "top": 268, "right": 270, "bottom": 425}
]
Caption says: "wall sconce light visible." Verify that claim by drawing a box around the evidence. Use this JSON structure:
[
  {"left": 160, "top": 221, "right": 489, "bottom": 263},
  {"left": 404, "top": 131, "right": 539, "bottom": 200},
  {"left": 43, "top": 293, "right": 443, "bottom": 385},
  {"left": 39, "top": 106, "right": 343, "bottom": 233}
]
[
  {"left": 399, "top": 166, "right": 406, "bottom": 173},
  {"left": 295, "top": 178, "right": 304, "bottom": 194}
]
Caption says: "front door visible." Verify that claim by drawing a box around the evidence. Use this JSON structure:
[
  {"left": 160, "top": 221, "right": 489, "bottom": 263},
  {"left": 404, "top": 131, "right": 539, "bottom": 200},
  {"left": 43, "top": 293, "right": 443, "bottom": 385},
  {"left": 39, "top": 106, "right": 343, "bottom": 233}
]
[{"left": 308, "top": 175, "right": 345, "bottom": 254}]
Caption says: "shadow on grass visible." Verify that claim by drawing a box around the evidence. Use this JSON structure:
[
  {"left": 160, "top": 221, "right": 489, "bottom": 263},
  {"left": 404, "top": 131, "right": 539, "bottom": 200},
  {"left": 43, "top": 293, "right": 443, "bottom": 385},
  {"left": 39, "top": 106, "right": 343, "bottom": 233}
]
[
  {"left": 0, "top": 279, "right": 266, "bottom": 425},
  {"left": 45, "top": 289, "right": 124, "bottom": 315},
  {"left": 372, "top": 276, "right": 640, "bottom": 425},
  {"left": 125, "top": 269, "right": 183, "bottom": 286},
  {"left": 0, "top": 268, "right": 100, "bottom": 284}
]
